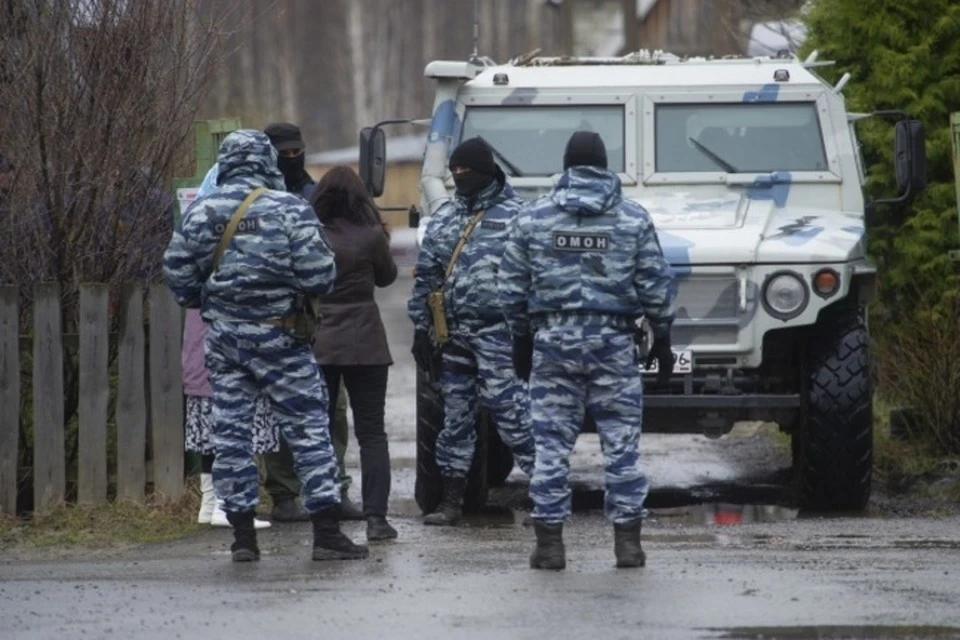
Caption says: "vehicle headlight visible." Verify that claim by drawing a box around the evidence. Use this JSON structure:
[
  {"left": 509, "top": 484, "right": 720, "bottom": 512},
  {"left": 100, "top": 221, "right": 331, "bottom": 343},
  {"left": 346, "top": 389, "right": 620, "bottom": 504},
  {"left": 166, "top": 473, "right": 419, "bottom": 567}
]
[{"left": 762, "top": 272, "right": 808, "bottom": 319}]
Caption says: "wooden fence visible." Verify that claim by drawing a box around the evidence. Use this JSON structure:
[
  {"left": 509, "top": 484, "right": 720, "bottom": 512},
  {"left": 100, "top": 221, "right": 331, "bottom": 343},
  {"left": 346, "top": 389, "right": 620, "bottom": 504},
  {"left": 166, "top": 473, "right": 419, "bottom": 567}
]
[{"left": 0, "top": 283, "right": 184, "bottom": 515}]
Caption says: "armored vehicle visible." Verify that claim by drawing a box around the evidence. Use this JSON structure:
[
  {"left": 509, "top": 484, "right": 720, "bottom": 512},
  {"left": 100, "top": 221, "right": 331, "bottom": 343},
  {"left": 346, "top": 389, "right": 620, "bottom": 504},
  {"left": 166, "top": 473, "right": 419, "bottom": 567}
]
[{"left": 359, "top": 50, "right": 926, "bottom": 514}]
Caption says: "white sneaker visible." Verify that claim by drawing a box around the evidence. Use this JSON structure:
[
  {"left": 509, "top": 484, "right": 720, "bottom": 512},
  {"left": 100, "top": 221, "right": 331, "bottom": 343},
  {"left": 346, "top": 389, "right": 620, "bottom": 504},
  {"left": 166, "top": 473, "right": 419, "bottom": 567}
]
[
  {"left": 197, "top": 473, "right": 216, "bottom": 524},
  {"left": 210, "top": 499, "right": 272, "bottom": 529}
]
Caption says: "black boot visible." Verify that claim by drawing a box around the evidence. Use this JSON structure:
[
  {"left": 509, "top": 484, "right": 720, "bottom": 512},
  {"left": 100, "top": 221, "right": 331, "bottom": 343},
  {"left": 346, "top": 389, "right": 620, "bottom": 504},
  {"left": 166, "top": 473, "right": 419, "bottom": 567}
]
[
  {"left": 311, "top": 506, "right": 369, "bottom": 561},
  {"left": 338, "top": 488, "right": 365, "bottom": 521},
  {"left": 614, "top": 519, "right": 646, "bottom": 568},
  {"left": 423, "top": 476, "right": 466, "bottom": 526},
  {"left": 270, "top": 498, "right": 309, "bottom": 522},
  {"left": 366, "top": 515, "right": 398, "bottom": 541},
  {"left": 529, "top": 521, "right": 565, "bottom": 570},
  {"left": 226, "top": 510, "right": 260, "bottom": 563}
]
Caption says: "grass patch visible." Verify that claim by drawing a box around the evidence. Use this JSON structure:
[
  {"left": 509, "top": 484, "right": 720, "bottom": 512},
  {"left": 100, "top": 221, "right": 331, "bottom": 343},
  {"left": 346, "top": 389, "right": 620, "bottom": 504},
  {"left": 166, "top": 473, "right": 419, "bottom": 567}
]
[
  {"left": 0, "top": 486, "right": 204, "bottom": 551},
  {"left": 871, "top": 396, "right": 960, "bottom": 501},
  {"left": 0, "top": 470, "right": 279, "bottom": 552}
]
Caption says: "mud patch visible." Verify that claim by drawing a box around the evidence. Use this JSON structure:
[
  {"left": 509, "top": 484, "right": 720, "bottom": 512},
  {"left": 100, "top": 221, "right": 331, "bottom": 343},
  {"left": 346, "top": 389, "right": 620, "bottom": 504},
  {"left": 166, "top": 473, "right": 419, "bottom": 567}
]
[{"left": 707, "top": 625, "right": 960, "bottom": 639}]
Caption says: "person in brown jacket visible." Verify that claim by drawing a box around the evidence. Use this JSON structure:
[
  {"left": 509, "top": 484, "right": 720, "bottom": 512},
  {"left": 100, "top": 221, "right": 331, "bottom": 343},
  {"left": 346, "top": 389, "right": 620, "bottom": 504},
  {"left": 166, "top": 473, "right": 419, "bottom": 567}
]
[{"left": 310, "top": 165, "right": 400, "bottom": 542}]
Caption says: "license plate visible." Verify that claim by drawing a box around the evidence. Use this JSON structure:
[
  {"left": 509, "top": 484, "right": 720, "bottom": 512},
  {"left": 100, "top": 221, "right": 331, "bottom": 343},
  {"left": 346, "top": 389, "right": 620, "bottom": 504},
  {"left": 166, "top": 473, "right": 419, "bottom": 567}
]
[{"left": 642, "top": 350, "right": 693, "bottom": 375}]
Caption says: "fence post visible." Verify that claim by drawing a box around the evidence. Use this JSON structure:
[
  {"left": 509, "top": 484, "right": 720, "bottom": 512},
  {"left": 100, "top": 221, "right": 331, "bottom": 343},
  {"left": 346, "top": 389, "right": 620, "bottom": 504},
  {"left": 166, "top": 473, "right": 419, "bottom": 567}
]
[
  {"left": 78, "top": 284, "right": 109, "bottom": 505},
  {"left": 32, "top": 283, "right": 65, "bottom": 512},
  {"left": 148, "top": 284, "right": 184, "bottom": 500},
  {"left": 0, "top": 286, "right": 20, "bottom": 515},
  {"left": 116, "top": 285, "right": 146, "bottom": 502}
]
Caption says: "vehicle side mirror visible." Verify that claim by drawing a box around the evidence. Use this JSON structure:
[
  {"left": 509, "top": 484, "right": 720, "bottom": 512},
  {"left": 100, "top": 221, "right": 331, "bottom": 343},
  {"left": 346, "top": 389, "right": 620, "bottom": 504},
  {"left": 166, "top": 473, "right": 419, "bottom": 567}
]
[
  {"left": 869, "top": 114, "right": 928, "bottom": 212},
  {"left": 893, "top": 119, "right": 927, "bottom": 197},
  {"left": 359, "top": 126, "right": 386, "bottom": 197}
]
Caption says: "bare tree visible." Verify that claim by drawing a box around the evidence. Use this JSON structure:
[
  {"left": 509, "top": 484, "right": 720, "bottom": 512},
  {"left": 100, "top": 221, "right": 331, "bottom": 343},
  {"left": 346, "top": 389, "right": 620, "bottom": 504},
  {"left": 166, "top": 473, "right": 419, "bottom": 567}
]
[
  {"left": 0, "top": 0, "right": 227, "bottom": 484},
  {"left": 0, "top": 0, "right": 226, "bottom": 290},
  {"left": 190, "top": 0, "right": 575, "bottom": 151}
]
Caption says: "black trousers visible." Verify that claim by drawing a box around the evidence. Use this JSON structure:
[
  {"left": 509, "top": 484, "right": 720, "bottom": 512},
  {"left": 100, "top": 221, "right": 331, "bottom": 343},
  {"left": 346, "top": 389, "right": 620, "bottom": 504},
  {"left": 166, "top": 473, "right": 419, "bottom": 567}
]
[{"left": 321, "top": 365, "right": 391, "bottom": 517}]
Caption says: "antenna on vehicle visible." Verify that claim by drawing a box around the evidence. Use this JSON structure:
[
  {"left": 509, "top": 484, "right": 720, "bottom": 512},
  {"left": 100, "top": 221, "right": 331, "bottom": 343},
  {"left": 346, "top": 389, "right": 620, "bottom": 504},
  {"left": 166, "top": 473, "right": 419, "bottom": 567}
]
[
  {"left": 471, "top": 0, "right": 480, "bottom": 60},
  {"left": 834, "top": 72, "right": 851, "bottom": 93}
]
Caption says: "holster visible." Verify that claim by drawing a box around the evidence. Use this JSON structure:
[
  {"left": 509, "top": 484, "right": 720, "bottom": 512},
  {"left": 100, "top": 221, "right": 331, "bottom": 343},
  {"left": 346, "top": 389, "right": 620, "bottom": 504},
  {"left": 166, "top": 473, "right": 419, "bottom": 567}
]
[
  {"left": 633, "top": 325, "right": 646, "bottom": 360},
  {"left": 268, "top": 293, "right": 321, "bottom": 344},
  {"left": 427, "top": 290, "right": 449, "bottom": 346}
]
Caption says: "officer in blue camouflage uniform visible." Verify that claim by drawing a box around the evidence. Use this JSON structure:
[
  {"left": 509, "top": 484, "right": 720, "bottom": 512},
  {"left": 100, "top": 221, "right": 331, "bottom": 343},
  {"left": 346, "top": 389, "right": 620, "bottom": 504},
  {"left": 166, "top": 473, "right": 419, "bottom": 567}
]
[
  {"left": 408, "top": 137, "right": 536, "bottom": 526},
  {"left": 498, "top": 131, "right": 677, "bottom": 570},
  {"left": 163, "top": 129, "right": 368, "bottom": 563}
]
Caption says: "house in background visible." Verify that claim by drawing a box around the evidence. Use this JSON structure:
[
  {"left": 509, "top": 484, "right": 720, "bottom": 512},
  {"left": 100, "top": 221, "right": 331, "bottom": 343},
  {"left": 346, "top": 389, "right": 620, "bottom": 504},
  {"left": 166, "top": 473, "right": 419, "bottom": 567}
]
[
  {"left": 570, "top": 0, "right": 807, "bottom": 59},
  {"left": 306, "top": 134, "right": 426, "bottom": 251}
]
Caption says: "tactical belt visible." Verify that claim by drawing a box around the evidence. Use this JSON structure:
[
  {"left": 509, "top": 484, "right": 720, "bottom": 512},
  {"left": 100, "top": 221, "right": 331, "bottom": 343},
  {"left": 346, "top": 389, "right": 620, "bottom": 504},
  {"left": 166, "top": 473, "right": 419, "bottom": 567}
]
[
  {"left": 450, "top": 314, "right": 505, "bottom": 330},
  {"left": 263, "top": 316, "right": 299, "bottom": 332},
  {"left": 531, "top": 311, "right": 636, "bottom": 331}
]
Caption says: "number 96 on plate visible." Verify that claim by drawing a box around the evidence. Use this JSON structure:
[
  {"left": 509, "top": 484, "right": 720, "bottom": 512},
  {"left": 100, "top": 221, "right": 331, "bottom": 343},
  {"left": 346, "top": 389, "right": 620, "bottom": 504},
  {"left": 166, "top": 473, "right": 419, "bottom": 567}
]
[{"left": 642, "top": 349, "right": 693, "bottom": 375}]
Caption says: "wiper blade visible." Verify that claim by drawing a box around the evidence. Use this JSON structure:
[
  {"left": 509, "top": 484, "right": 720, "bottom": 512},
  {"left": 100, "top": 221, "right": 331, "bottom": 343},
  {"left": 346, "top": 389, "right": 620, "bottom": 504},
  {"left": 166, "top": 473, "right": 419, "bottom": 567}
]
[
  {"left": 478, "top": 136, "right": 523, "bottom": 177},
  {"left": 688, "top": 136, "right": 740, "bottom": 173}
]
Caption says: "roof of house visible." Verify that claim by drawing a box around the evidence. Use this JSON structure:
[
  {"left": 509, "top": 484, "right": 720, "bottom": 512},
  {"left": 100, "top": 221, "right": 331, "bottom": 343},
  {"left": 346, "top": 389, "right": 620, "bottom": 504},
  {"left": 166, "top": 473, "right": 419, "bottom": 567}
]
[{"left": 306, "top": 134, "right": 426, "bottom": 166}]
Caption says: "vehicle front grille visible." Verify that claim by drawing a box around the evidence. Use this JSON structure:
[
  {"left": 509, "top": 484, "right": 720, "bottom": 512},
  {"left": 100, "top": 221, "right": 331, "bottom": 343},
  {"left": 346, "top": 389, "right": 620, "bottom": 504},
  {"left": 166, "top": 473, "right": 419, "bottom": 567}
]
[{"left": 672, "top": 275, "right": 742, "bottom": 346}]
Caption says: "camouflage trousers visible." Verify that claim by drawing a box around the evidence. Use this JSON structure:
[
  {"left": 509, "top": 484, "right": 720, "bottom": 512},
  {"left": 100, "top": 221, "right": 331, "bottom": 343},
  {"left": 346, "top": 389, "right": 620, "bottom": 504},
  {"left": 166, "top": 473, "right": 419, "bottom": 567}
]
[
  {"left": 529, "top": 325, "right": 649, "bottom": 524},
  {"left": 436, "top": 325, "right": 536, "bottom": 478},
  {"left": 205, "top": 321, "right": 340, "bottom": 513}
]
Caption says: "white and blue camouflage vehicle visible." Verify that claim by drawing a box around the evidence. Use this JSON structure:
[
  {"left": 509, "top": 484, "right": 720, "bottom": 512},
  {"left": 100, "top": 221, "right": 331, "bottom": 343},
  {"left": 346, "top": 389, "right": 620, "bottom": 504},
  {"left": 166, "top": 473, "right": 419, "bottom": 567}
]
[{"left": 359, "top": 49, "right": 927, "bottom": 514}]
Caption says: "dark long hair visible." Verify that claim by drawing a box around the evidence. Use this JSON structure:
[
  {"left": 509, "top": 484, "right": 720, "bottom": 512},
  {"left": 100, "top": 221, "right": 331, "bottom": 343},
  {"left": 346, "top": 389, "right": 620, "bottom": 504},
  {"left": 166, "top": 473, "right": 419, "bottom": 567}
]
[{"left": 310, "top": 165, "right": 385, "bottom": 230}]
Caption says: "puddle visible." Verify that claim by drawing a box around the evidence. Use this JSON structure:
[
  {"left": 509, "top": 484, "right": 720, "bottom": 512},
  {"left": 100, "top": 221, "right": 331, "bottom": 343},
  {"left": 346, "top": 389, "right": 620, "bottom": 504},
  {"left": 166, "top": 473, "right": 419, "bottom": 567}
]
[
  {"left": 570, "top": 480, "right": 794, "bottom": 512},
  {"left": 892, "top": 539, "right": 960, "bottom": 550},
  {"left": 706, "top": 625, "right": 960, "bottom": 639},
  {"left": 455, "top": 503, "right": 800, "bottom": 530},
  {"left": 461, "top": 506, "right": 518, "bottom": 529},
  {"left": 651, "top": 503, "right": 799, "bottom": 526}
]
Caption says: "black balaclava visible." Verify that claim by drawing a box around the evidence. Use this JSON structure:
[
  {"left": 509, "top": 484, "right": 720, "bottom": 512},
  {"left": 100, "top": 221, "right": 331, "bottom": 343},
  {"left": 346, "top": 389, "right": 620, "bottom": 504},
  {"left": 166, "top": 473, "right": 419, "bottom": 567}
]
[
  {"left": 563, "top": 131, "right": 608, "bottom": 170},
  {"left": 277, "top": 153, "right": 307, "bottom": 191},
  {"left": 265, "top": 122, "right": 310, "bottom": 192},
  {"left": 449, "top": 137, "right": 502, "bottom": 200}
]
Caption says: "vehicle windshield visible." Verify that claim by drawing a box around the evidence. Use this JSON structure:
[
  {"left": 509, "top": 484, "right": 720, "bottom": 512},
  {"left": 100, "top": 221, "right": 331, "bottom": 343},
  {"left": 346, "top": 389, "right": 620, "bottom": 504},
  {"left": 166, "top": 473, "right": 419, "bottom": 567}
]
[
  {"left": 460, "top": 105, "right": 625, "bottom": 176},
  {"left": 655, "top": 103, "right": 828, "bottom": 173}
]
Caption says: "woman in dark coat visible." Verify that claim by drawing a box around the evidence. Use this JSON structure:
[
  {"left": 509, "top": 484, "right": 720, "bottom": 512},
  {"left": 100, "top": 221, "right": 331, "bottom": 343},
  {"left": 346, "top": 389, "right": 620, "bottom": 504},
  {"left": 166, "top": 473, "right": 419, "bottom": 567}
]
[{"left": 310, "top": 165, "right": 399, "bottom": 541}]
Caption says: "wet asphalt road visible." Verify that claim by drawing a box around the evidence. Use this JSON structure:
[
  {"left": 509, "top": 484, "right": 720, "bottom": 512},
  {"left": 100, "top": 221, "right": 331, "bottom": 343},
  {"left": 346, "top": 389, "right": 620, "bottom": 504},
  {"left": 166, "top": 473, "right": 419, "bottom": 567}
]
[{"left": 3, "top": 254, "right": 960, "bottom": 640}]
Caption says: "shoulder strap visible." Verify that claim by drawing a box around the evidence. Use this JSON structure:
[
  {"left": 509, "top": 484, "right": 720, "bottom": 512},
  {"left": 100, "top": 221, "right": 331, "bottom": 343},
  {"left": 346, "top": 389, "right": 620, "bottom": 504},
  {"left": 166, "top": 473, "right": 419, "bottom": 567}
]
[
  {"left": 443, "top": 209, "right": 486, "bottom": 281},
  {"left": 211, "top": 187, "right": 266, "bottom": 273}
]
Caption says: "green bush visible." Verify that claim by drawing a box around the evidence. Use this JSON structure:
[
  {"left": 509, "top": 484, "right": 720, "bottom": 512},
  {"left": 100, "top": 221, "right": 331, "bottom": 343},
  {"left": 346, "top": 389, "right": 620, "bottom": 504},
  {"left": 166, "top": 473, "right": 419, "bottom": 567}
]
[
  {"left": 802, "top": 0, "right": 960, "bottom": 457},
  {"left": 802, "top": 0, "right": 960, "bottom": 315}
]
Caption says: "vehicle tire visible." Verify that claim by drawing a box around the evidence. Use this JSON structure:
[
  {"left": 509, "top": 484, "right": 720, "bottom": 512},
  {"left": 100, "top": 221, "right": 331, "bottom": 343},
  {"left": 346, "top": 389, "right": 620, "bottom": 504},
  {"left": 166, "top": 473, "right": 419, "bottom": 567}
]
[
  {"left": 413, "top": 369, "right": 493, "bottom": 514},
  {"left": 796, "top": 303, "right": 872, "bottom": 512},
  {"left": 414, "top": 369, "right": 444, "bottom": 515}
]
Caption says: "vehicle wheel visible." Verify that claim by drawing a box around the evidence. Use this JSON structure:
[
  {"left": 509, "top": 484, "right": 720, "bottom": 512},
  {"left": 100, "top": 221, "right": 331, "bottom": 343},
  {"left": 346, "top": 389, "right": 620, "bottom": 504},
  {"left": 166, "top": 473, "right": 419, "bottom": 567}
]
[
  {"left": 413, "top": 370, "right": 492, "bottom": 514},
  {"left": 796, "top": 303, "right": 872, "bottom": 511},
  {"left": 414, "top": 369, "right": 444, "bottom": 515}
]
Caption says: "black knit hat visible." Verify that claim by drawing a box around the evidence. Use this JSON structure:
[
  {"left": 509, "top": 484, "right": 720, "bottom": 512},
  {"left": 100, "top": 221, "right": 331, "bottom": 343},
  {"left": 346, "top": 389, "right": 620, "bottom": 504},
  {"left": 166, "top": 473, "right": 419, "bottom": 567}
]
[
  {"left": 449, "top": 137, "right": 498, "bottom": 176},
  {"left": 563, "top": 131, "right": 607, "bottom": 170},
  {"left": 264, "top": 122, "right": 305, "bottom": 151}
]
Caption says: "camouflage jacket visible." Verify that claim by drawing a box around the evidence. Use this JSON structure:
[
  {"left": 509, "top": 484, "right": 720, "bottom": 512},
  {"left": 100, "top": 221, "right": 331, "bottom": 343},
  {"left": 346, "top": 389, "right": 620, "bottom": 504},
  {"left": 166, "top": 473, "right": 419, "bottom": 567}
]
[
  {"left": 163, "top": 129, "right": 336, "bottom": 323},
  {"left": 408, "top": 179, "right": 524, "bottom": 333},
  {"left": 498, "top": 166, "right": 677, "bottom": 337}
]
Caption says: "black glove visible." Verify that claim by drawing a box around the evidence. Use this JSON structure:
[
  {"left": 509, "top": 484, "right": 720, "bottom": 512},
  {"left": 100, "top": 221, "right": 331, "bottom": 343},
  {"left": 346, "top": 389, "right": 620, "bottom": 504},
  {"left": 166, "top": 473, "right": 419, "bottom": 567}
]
[
  {"left": 512, "top": 334, "right": 534, "bottom": 382},
  {"left": 412, "top": 329, "right": 434, "bottom": 373},
  {"left": 645, "top": 334, "right": 674, "bottom": 385}
]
